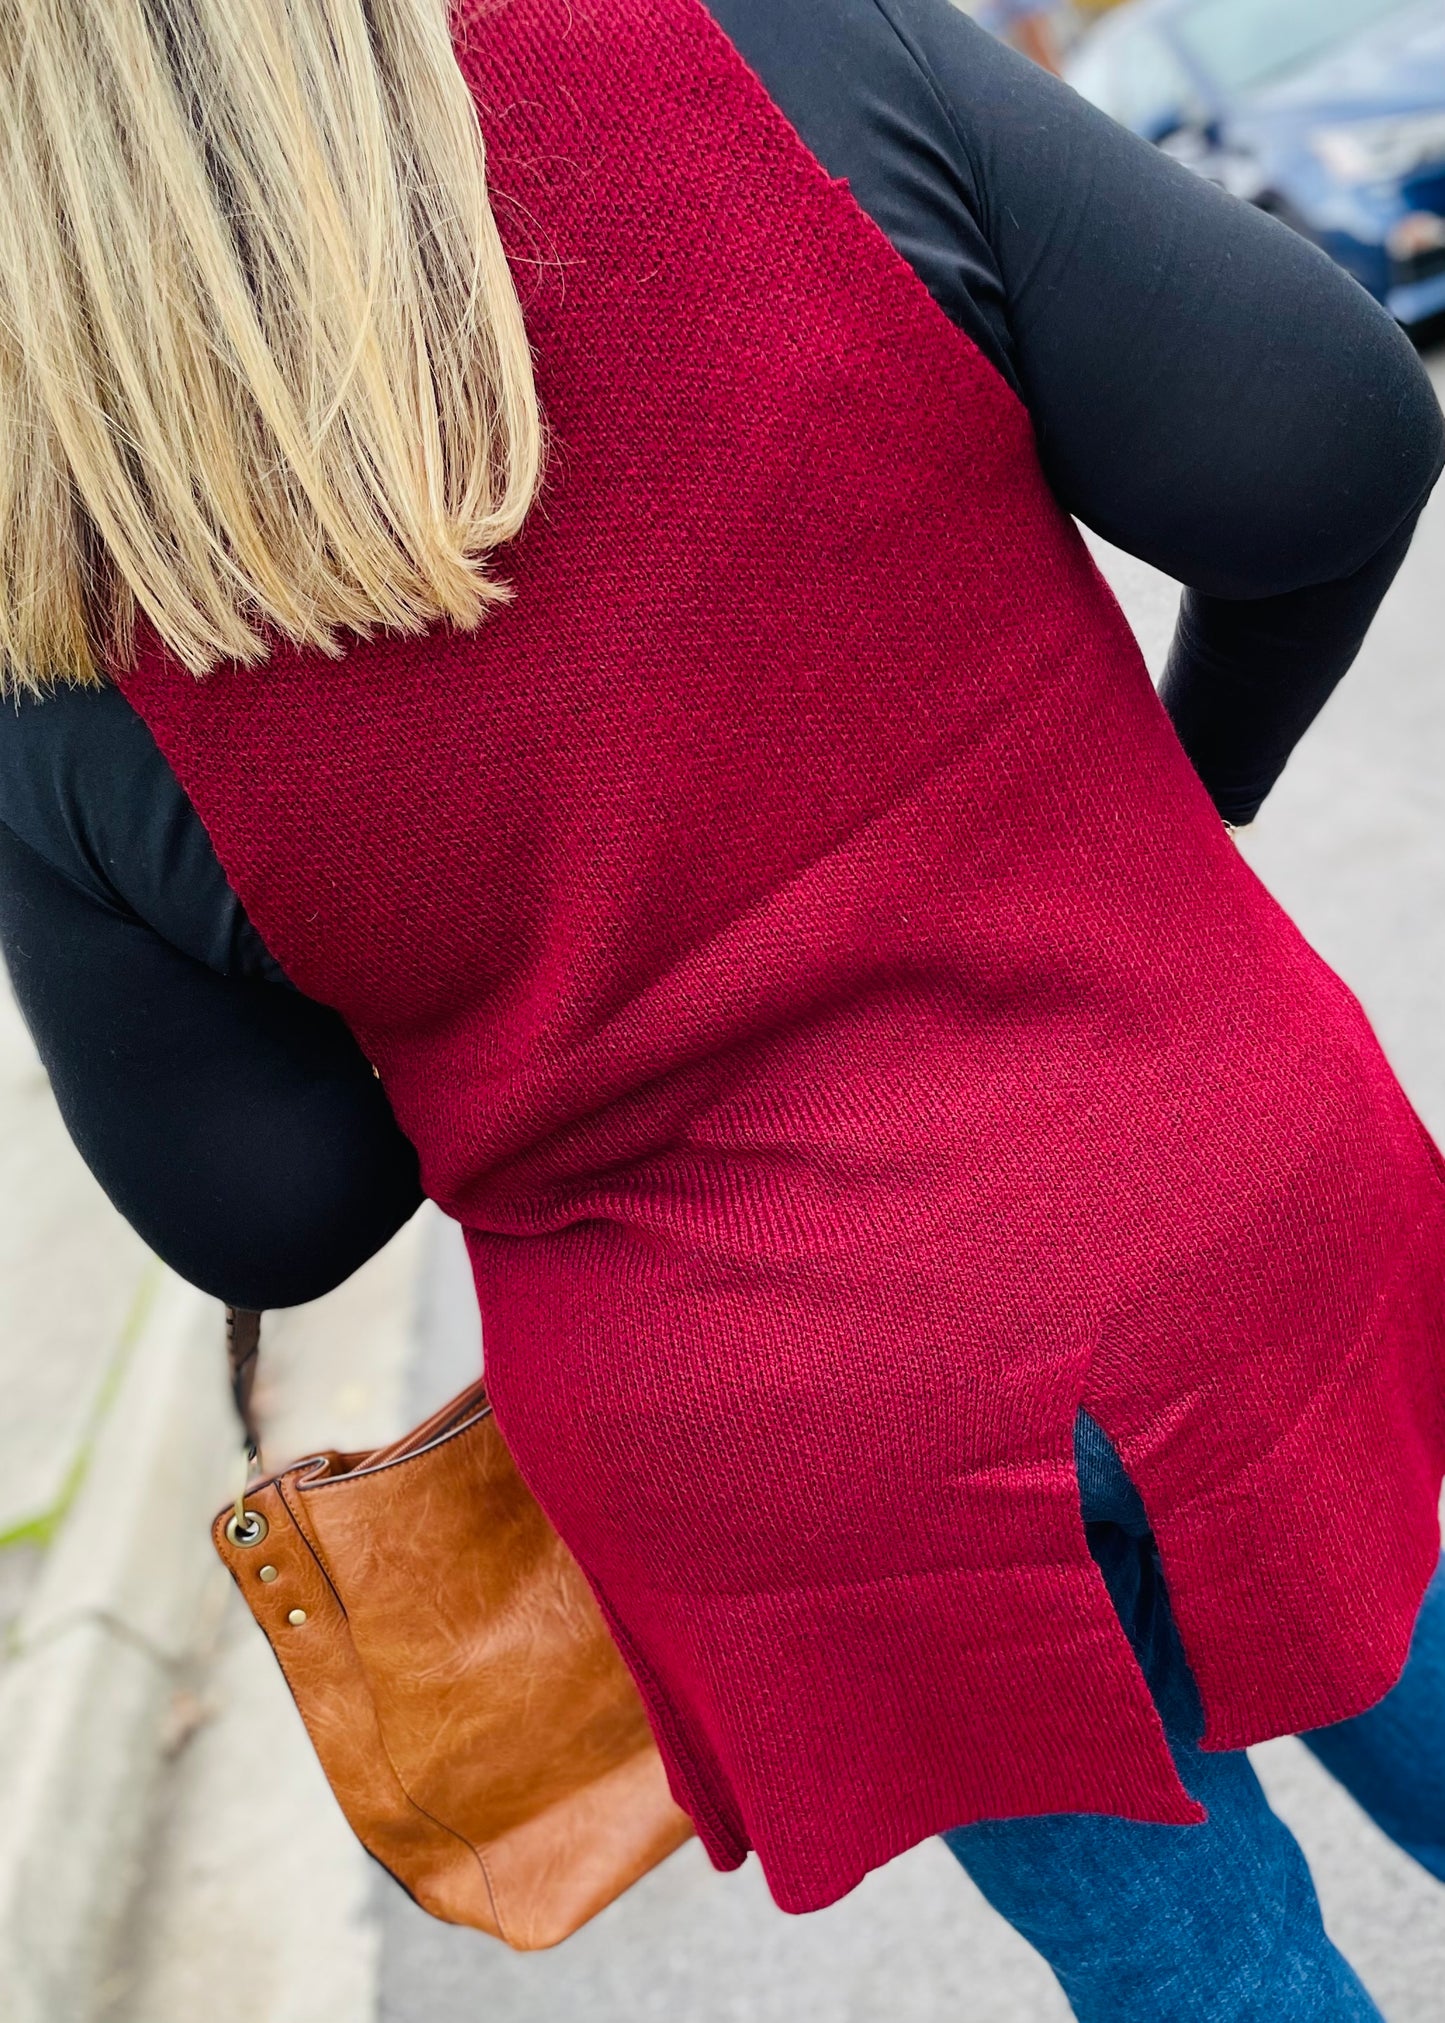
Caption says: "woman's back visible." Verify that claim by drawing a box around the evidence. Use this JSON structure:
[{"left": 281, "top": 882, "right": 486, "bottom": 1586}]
[
  {"left": 107, "top": 0, "right": 1445, "bottom": 1913},
  {"left": 4, "top": 0, "right": 1439, "bottom": 1305},
  {"left": 3, "top": 0, "right": 1445, "bottom": 1960}
]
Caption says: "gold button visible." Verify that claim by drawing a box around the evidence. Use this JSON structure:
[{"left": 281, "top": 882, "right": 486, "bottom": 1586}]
[
  {"left": 258, "top": 1566, "right": 279, "bottom": 1584},
  {"left": 287, "top": 1609, "right": 308, "bottom": 1626}
]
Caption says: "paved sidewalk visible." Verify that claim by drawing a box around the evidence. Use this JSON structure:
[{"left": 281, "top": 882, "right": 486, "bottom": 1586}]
[
  {"left": 0, "top": 979, "right": 154, "bottom": 1962},
  {"left": 0, "top": 980, "right": 150, "bottom": 1572},
  {"left": 94, "top": 1216, "right": 428, "bottom": 2023}
]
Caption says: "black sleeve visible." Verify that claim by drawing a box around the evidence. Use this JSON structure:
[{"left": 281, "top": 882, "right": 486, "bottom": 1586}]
[
  {"left": 0, "top": 679, "right": 285, "bottom": 981},
  {"left": 1157, "top": 519, "right": 1421, "bottom": 824},
  {"left": 717, "top": 0, "right": 1445, "bottom": 820},
  {"left": 0, "top": 688, "right": 423, "bottom": 1308},
  {"left": 0, "top": 820, "right": 422, "bottom": 1307},
  {"left": 884, "top": 1, "right": 1444, "bottom": 822}
]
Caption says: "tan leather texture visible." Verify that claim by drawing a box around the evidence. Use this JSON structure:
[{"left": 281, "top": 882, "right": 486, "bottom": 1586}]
[{"left": 213, "top": 1382, "right": 694, "bottom": 1948}]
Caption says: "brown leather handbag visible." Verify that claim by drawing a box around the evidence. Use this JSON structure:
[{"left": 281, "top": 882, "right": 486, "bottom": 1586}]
[{"left": 213, "top": 1309, "right": 693, "bottom": 1950}]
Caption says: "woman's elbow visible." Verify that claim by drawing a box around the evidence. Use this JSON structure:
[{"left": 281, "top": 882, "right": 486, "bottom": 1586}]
[{"left": 1234, "top": 304, "right": 1445, "bottom": 601}]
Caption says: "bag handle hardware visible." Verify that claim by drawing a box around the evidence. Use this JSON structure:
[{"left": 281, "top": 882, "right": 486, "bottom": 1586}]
[{"left": 225, "top": 1306, "right": 268, "bottom": 1546}]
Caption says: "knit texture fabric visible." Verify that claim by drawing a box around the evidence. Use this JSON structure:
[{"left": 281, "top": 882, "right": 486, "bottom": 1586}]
[{"left": 122, "top": 0, "right": 1445, "bottom": 1914}]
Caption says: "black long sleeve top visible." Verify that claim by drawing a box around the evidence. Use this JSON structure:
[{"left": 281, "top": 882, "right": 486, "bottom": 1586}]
[{"left": 2, "top": 0, "right": 1441, "bottom": 1308}]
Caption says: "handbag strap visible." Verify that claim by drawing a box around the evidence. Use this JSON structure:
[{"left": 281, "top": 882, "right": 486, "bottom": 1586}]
[{"left": 226, "top": 1305, "right": 264, "bottom": 1465}]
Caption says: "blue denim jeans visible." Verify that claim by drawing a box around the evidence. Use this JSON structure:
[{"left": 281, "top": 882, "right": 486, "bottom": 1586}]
[{"left": 941, "top": 1411, "right": 1445, "bottom": 2022}]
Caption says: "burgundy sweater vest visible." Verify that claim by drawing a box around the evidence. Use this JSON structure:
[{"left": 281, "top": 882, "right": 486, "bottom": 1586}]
[{"left": 123, "top": 0, "right": 1445, "bottom": 1913}]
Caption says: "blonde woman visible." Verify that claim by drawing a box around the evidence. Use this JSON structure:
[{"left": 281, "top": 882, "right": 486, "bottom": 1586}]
[{"left": 2, "top": 2, "right": 1443, "bottom": 2016}]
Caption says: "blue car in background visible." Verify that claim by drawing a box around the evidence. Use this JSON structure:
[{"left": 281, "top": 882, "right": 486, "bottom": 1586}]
[{"left": 1065, "top": 0, "right": 1445, "bottom": 327}]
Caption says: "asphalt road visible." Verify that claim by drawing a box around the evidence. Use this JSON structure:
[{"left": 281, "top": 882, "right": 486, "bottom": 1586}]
[{"left": 373, "top": 339, "right": 1445, "bottom": 2023}]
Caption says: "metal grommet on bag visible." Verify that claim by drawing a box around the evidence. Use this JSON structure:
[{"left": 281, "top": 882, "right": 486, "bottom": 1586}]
[
  {"left": 226, "top": 1509, "right": 269, "bottom": 1548},
  {"left": 227, "top": 1430, "right": 266, "bottom": 1549}
]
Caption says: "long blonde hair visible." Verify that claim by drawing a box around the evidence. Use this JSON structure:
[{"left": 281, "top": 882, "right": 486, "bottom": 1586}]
[{"left": 0, "top": 0, "right": 541, "bottom": 695}]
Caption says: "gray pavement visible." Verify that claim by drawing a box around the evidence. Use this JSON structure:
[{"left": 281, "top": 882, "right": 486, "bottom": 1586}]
[
  {"left": 79, "top": 340, "right": 1445, "bottom": 2020},
  {"left": 0, "top": 968, "right": 151, "bottom": 1556}
]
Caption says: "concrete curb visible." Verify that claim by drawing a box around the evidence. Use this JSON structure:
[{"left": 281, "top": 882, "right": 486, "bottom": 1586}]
[{"left": 0, "top": 1269, "right": 238, "bottom": 2023}]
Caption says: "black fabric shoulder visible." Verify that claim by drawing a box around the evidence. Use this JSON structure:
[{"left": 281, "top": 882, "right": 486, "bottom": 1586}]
[
  {"left": 874, "top": 0, "right": 1445, "bottom": 597},
  {"left": 0, "top": 815, "right": 422, "bottom": 1307},
  {"left": 0, "top": 681, "right": 284, "bottom": 982}
]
